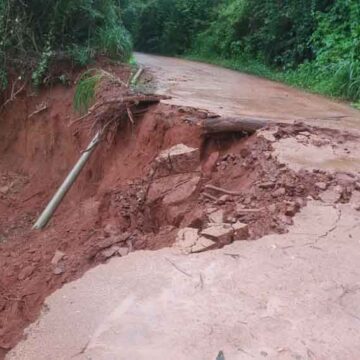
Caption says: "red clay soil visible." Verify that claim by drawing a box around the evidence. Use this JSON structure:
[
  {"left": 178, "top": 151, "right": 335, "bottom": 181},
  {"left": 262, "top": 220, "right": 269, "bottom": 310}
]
[{"left": 0, "top": 70, "right": 351, "bottom": 358}]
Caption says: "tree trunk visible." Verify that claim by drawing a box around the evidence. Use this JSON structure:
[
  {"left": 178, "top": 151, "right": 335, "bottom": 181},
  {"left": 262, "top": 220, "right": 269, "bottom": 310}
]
[{"left": 202, "top": 116, "right": 270, "bottom": 134}]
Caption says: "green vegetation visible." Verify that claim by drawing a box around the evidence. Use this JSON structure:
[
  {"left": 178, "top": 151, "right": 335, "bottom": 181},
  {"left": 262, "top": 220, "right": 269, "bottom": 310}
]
[
  {"left": 124, "top": 0, "right": 360, "bottom": 104},
  {"left": 73, "top": 70, "right": 103, "bottom": 114},
  {"left": 0, "top": 0, "right": 131, "bottom": 89}
]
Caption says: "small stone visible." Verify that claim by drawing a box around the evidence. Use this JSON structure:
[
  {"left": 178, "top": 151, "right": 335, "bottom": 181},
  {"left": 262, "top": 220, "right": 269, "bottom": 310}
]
[
  {"left": 336, "top": 173, "right": 355, "bottom": 187},
  {"left": 51, "top": 250, "right": 65, "bottom": 266},
  {"left": 101, "top": 246, "right": 120, "bottom": 259},
  {"left": 202, "top": 152, "right": 220, "bottom": 176},
  {"left": 311, "top": 135, "right": 330, "bottom": 147},
  {"left": 259, "top": 128, "right": 277, "bottom": 142},
  {"left": 155, "top": 144, "right": 200, "bottom": 177},
  {"left": 118, "top": 247, "right": 130, "bottom": 257},
  {"left": 18, "top": 265, "right": 35, "bottom": 280},
  {"left": 232, "top": 222, "right": 249, "bottom": 240},
  {"left": 258, "top": 182, "right": 275, "bottom": 189},
  {"left": 268, "top": 204, "right": 277, "bottom": 213},
  {"left": 315, "top": 182, "right": 328, "bottom": 191},
  {"left": 0, "top": 186, "right": 9, "bottom": 194},
  {"left": 53, "top": 264, "right": 65, "bottom": 275},
  {"left": 175, "top": 228, "right": 199, "bottom": 253},
  {"left": 279, "top": 215, "right": 293, "bottom": 226},
  {"left": 299, "top": 131, "right": 311, "bottom": 137},
  {"left": 272, "top": 188, "right": 286, "bottom": 197},
  {"left": 264, "top": 152, "right": 272, "bottom": 160},
  {"left": 296, "top": 135, "right": 309, "bottom": 143},
  {"left": 243, "top": 196, "right": 252, "bottom": 205},
  {"left": 216, "top": 195, "right": 232, "bottom": 205},
  {"left": 191, "top": 237, "right": 216, "bottom": 253},
  {"left": 285, "top": 201, "right": 298, "bottom": 216},
  {"left": 104, "top": 224, "right": 119, "bottom": 236},
  {"left": 208, "top": 209, "right": 224, "bottom": 224},
  {"left": 163, "top": 176, "right": 200, "bottom": 206},
  {"left": 201, "top": 223, "right": 234, "bottom": 244},
  {"left": 320, "top": 187, "right": 342, "bottom": 204},
  {"left": 226, "top": 216, "right": 237, "bottom": 224}
]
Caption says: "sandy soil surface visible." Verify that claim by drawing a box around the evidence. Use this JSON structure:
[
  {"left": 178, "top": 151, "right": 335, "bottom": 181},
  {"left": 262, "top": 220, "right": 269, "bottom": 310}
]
[{"left": 136, "top": 53, "right": 360, "bottom": 132}]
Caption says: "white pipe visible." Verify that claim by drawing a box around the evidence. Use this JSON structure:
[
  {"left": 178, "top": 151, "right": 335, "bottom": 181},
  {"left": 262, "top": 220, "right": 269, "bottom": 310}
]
[
  {"left": 131, "top": 67, "right": 144, "bottom": 85},
  {"left": 33, "top": 132, "right": 101, "bottom": 230}
]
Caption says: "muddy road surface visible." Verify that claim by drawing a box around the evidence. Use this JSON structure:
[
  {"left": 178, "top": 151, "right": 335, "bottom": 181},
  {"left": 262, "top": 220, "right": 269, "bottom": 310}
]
[
  {"left": 2, "top": 58, "right": 360, "bottom": 360},
  {"left": 136, "top": 53, "right": 360, "bottom": 132}
]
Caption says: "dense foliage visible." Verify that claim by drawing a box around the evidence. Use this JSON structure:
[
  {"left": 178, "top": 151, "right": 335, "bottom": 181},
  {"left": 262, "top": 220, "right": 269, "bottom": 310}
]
[
  {"left": 0, "top": 0, "right": 131, "bottom": 88},
  {"left": 124, "top": 0, "right": 360, "bottom": 103},
  {"left": 122, "top": 0, "right": 216, "bottom": 55}
]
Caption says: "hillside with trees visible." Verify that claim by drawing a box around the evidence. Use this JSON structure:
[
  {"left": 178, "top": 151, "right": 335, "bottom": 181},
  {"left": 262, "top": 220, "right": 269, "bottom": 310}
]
[{"left": 0, "top": 0, "right": 131, "bottom": 89}]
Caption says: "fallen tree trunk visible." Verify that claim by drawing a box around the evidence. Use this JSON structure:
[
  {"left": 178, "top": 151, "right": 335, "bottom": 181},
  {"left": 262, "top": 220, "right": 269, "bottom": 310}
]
[{"left": 202, "top": 116, "right": 271, "bottom": 134}]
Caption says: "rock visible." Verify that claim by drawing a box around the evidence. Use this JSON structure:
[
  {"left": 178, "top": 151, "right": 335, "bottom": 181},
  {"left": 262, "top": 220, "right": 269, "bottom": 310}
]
[
  {"left": 201, "top": 223, "right": 234, "bottom": 244},
  {"left": 264, "top": 152, "right": 272, "bottom": 160},
  {"left": 51, "top": 250, "right": 65, "bottom": 266},
  {"left": 355, "top": 182, "right": 360, "bottom": 191},
  {"left": 258, "top": 128, "right": 278, "bottom": 142},
  {"left": 296, "top": 135, "right": 309, "bottom": 144},
  {"left": 53, "top": 264, "right": 65, "bottom": 275},
  {"left": 166, "top": 204, "right": 189, "bottom": 226},
  {"left": 226, "top": 216, "right": 237, "bottom": 224},
  {"left": 232, "top": 222, "right": 249, "bottom": 240},
  {"left": 320, "top": 187, "right": 342, "bottom": 204},
  {"left": 104, "top": 224, "right": 120, "bottom": 237},
  {"left": 310, "top": 135, "right": 330, "bottom": 147},
  {"left": 163, "top": 176, "right": 200, "bottom": 206},
  {"left": 118, "top": 247, "right": 130, "bottom": 257},
  {"left": 217, "top": 195, "right": 231, "bottom": 205},
  {"left": 18, "top": 265, "right": 35, "bottom": 280},
  {"left": 315, "top": 182, "right": 328, "bottom": 191},
  {"left": 336, "top": 173, "right": 355, "bottom": 187},
  {"left": 272, "top": 188, "right": 286, "bottom": 197},
  {"left": 101, "top": 246, "right": 120, "bottom": 259},
  {"left": 299, "top": 131, "right": 311, "bottom": 137},
  {"left": 202, "top": 152, "right": 219, "bottom": 176},
  {"left": 155, "top": 144, "right": 200, "bottom": 177},
  {"left": 180, "top": 207, "right": 204, "bottom": 228},
  {"left": 208, "top": 209, "right": 224, "bottom": 224},
  {"left": 279, "top": 215, "right": 293, "bottom": 226},
  {"left": 147, "top": 173, "right": 200, "bottom": 204},
  {"left": 0, "top": 186, "right": 9, "bottom": 194},
  {"left": 268, "top": 204, "right": 277, "bottom": 213},
  {"left": 284, "top": 201, "right": 298, "bottom": 217},
  {"left": 175, "top": 228, "right": 199, "bottom": 253},
  {"left": 191, "top": 237, "right": 216, "bottom": 253},
  {"left": 258, "top": 181, "right": 275, "bottom": 189}
]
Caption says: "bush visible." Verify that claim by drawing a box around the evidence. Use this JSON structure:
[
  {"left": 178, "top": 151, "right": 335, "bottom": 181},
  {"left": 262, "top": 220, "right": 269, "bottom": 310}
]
[{"left": 0, "top": 0, "right": 132, "bottom": 89}]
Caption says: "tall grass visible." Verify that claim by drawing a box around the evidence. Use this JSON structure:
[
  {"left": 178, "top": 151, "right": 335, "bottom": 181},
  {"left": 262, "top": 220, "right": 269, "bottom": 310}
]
[{"left": 73, "top": 70, "right": 102, "bottom": 114}]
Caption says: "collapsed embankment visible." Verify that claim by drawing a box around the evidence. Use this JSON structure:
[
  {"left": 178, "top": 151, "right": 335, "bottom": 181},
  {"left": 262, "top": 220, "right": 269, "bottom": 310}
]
[{"left": 0, "top": 67, "right": 357, "bottom": 357}]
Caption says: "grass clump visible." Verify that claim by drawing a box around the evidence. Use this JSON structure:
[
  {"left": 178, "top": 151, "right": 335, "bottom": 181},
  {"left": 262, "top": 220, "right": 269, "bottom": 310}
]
[{"left": 73, "top": 70, "right": 103, "bottom": 114}]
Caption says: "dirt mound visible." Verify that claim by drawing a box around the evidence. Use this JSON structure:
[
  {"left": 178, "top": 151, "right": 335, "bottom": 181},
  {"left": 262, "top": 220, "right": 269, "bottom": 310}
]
[{"left": 0, "top": 73, "right": 357, "bottom": 357}]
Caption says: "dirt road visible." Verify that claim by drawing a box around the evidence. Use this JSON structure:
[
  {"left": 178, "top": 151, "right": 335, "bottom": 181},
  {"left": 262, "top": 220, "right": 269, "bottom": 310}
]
[{"left": 136, "top": 53, "right": 360, "bottom": 131}]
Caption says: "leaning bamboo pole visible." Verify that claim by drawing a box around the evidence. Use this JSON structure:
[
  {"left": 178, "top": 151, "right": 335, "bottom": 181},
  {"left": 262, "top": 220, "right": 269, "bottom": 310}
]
[{"left": 33, "top": 132, "right": 101, "bottom": 230}]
